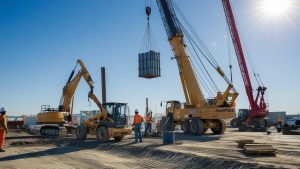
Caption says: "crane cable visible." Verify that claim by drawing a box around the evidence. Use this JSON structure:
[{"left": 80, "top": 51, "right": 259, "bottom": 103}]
[
  {"left": 184, "top": 27, "right": 220, "bottom": 93},
  {"left": 176, "top": 13, "right": 221, "bottom": 92},
  {"left": 188, "top": 47, "right": 216, "bottom": 96},
  {"left": 226, "top": 28, "right": 233, "bottom": 83},
  {"left": 139, "top": 0, "right": 159, "bottom": 53},
  {"left": 173, "top": 2, "right": 233, "bottom": 88},
  {"left": 173, "top": 3, "right": 219, "bottom": 68}
]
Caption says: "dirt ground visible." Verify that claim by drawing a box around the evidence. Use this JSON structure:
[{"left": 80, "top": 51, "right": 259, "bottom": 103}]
[{"left": 0, "top": 128, "right": 299, "bottom": 169}]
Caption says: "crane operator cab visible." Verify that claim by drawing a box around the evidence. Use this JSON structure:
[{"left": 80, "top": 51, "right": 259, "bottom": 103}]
[{"left": 159, "top": 100, "right": 182, "bottom": 131}]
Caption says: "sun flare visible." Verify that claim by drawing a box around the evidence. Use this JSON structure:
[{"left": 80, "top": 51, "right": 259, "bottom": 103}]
[{"left": 260, "top": 0, "right": 292, "bottom": 18}]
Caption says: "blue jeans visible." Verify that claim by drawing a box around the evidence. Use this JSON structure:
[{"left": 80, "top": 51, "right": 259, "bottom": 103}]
[
  {"left": 145, "top": 123, "right": 152, "bottom": 135},
  {"left": 134, "top": 124, "right": 142, "bottom": 143}
]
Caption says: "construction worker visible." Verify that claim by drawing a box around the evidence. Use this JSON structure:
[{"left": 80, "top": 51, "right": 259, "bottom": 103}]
[
  {"left": 133, "top": 109, "right": 143, "bottom": 143},
  {"left": 278, "top": 116, "right": 283, "bottom": 124},
  {"left": 144, "top": 110, "right": 153, "bottom": 136},
  {"left": 277, "top": 116, "right": 283, "bottom": 133},
  {"left": 0, "top": 107, "right": 8, "bottom": 152}
]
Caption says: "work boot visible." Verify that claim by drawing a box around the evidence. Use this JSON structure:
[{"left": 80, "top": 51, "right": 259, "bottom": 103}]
[{"left": 0, "top": 148, "right": 6, "bottom": 152}]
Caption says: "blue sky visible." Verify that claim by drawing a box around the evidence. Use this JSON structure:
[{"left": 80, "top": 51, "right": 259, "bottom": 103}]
[{"left": 0, "top": 0, "right": 299, "bottom": 116}]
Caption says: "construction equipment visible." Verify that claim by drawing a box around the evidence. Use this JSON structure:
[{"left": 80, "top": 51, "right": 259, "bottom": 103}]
[
  {"left": 37, "top": 59, "right": 95, "bottom": 137},
  {"left": 76, "top": 96, "right": 132, "bottom": 143},
  {"left": 280, "top": 118, "right": 300, "bottom": 135},
  {"left": 222, "top": 0, "right": 269, "bottom": 131},
  {"left": 156, "top": 0, "right": 238, "bottom": 135},
  {"left": 76, "top": 69, "right": 132, "bottom": 143}
]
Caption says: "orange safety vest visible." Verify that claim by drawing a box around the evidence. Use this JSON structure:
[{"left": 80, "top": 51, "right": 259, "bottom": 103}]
[
  {"left": 0, "top": 115, "right": 7, "bottom": 130},
  {"left": 278, "top": 117, "right": 283, "bottom": 123},
  {"left": 145, "top": 116, "right": 152, "bottom": 124},
  {"left": 133, "top": 114, "right": 143, "bottom": 124}
]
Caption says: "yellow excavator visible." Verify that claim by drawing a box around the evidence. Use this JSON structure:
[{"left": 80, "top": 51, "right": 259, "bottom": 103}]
[
  {"left": 37, "top": 59, "right": 132, "bottom": 140},
  {"left": 156, "top": 0, "right": 238, "bottom": 135},
  {"left": 37, "top": 59, "right": 95, "bottom": 137}
]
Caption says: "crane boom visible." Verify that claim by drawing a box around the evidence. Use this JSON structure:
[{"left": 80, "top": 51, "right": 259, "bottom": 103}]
[
  {"left": 157, "top": 0, "right": 205, "bottom": 107},
  {"left": 222, "top": 0, "right": 267, "bottom": 118}
]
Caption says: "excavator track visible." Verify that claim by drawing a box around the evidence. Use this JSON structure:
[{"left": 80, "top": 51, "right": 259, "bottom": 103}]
[{"left": 40, "top": 125, "right": 67, "bottom": 138}]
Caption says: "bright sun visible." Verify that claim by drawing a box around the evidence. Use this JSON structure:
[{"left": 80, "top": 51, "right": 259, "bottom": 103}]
[{"left": 260, "top": 0, "right": 292, "bottom": 18}]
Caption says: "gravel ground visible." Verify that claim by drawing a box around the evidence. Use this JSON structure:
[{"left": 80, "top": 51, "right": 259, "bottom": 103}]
[{"left": 0, "top": 128, "right": 299, "bottom": 169}]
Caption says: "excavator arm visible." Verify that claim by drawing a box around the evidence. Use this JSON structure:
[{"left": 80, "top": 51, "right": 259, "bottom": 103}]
[
  {"left": 87, "top": 92, "right": 109, "bottom": 121},
  {"left": 58, "top": 59, "right": 95, "bottom": 113}
]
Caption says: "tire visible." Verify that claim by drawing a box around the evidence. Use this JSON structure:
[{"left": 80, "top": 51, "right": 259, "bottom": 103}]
[
  {"left": 160, "top": 116, "right": 175, "bottom": 132},
  {"left": 40, "top": 127, "right": 45, "bottom": 136},
  {"left": 277, "top": 127, "right": 282, "bottom": 133},
  {"left": 114, "top": 135, "right": 125, "bottom": 142},
  {"left": 96, "top": 126, "right": 109, "bottom": 143},
  {"left": 190, "top": 119, "right": 204, "bottom": 135},
  {"left": 181, "top": 120, "right": 191, "bottom": 134},
  {"left": 238, "top": 123, "right": 248, "bottom": 132},
  {"left": 252, "top": 118, "right": 267, "bottom": 128},
  {"left": 211, "top": 119, "right": 226, "bottom": 135},
  {"left": 76, "top": 125, "right": 87, "bottom": 140},
  {"left": 230, "top": 118, "right": 239, "bottom": 128}
]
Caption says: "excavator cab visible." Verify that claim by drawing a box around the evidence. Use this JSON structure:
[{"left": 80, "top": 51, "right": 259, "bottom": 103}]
[{"left": 103, "top": 102, "right": 128, "bottom": 128}]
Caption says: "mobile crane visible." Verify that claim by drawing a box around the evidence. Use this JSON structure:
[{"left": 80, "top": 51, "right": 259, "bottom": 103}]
[
  {"left": 222, "top": 0, "right": 268, "bottom": 131},
  {"left": 156, "top": 0, "right": 238, "bottom": 135}
]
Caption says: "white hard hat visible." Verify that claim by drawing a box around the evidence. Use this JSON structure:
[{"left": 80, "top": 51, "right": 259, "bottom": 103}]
[
  {"left": 135, "top": 109, "right": 139, "bottom": 113},
  {"left": 0, "top": 107, "right": 6, "bottom": 113}
]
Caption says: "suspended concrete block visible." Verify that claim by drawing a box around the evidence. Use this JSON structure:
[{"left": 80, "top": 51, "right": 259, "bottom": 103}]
[{"left": 138, "top": 50, "right": 161, "bottom": 79}]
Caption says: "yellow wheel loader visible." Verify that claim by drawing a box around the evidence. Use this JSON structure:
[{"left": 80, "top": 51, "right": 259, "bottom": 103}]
[{"left": 76, "top": 93, "right": 132, "bottom": 143}]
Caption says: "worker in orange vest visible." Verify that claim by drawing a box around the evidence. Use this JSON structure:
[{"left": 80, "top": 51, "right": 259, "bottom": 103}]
[
  {"left": 0, "top": 107, "right": 8, "bottom": 152},
  {"left": 278, "top": 116, "right": 283, "bottom": 126},
  {"left": 144, "top": 110, "right": 153, "bottom": 137},
  {"left": 133, "top": 109, "right": 143, "bottom": 143}
]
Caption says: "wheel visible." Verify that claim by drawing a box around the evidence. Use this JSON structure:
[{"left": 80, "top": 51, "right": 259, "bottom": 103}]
[
  {"left": 96, "top": 126, "right": 109, "bottom": 143},
  {"left": 181, "top": 120, "right": 191, "bottom": 134},
  {"left": 190, "top": 119, "right": 204, "bottom": 135},
  {"left": 40, "top": 127, "right": 45, "bottom": 135},
  {"left": 160, "top": 116, "right": 175, "bottom": 132},
  {"left": 211, "top": 119, "right": 226, "bottom": 135},
  {"left": 230, "top": 118, "right": 240, "bottom": 128},
  {"left": 160, "top": 117, "right": 167, "bottom": 132},
  {"left": 252, "top": 118, "right": 267, "bottom": 128},
  {"left": 238, "top": 123, "right": 248, "bottom": 132},
  {"left": 76, "top": 125, "right": 87, "bottom": 140},
  {"left": 55, "top": 128, "right": 59, "bottom": 136},
  {"left": 114, "top": 135, "right": 125, "bottom": 142},
  {"left": 277, "top": 127, "right": 282, "bottom": 133}
]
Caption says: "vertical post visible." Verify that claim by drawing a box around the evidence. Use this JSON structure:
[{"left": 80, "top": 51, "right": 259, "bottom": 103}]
[
  {"left": 101, "top": 67, "right": 106, "bottom": 104},
  {"left": 146, "top": 98, "right": 149, "bottom": 113}
]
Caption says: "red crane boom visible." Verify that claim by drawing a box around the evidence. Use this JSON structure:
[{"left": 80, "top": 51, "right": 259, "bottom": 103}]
[{"left": 222, "top": 0, "right": 267, "bottom": 119}]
